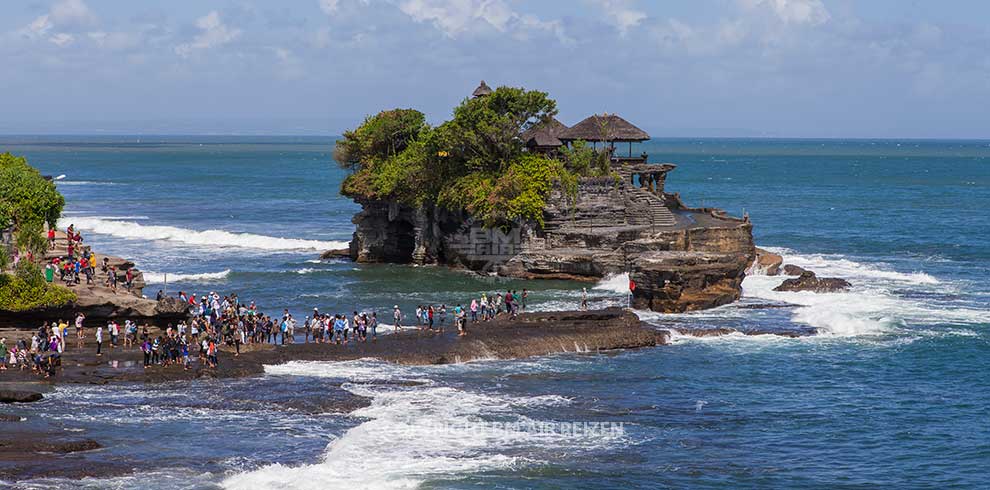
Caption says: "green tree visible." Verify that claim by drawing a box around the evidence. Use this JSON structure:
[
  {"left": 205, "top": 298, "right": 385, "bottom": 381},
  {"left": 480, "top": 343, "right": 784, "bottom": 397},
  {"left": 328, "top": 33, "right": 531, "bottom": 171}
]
[
  {"left": 334, "top": 109, "right": 428, "bottom": 172},
  {"left": 0, "top": 153, "right": 65, "bottom": 230},
  {"left": 445, "top": 86, "right": 557, "bottom": 173},
  {"left": 14, "top": 221, "right": 48, "bottom": 259}
]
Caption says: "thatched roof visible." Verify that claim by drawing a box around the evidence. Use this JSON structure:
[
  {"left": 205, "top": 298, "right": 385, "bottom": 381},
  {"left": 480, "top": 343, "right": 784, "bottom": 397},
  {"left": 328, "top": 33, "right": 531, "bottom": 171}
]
[
  {"left": 521, "top": 118, "right": 568, "bottom": 147},
  {"left": 558, "top": 113, "right": 650, "bottom": 142},
  {"left": 472, "top": 80, "right": 493, "bottom": 98}
]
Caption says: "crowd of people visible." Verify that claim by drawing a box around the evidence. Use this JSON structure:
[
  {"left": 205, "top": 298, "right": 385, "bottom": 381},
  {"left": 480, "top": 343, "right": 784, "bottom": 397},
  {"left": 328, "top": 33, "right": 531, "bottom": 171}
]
[
  {"left": 44, "top": 224, "right": 136, "bottom": 293},
  {"left": 0, "top": 281, "right": 539, "bottom": 378}
]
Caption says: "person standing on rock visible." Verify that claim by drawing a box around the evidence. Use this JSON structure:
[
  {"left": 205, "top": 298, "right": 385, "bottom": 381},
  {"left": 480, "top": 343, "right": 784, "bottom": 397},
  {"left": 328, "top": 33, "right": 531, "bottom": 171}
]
[
  {"left": 95, "top": 325, "right": 103, "bottom": 357},
  {"left": 369, "top": 312, "right": 378, "bottom": 342},
  {"left": 581, "top": 288, "right": 588, "bottom": 310},
  {"left": 393, "top": 305, "right": 402, "bottom": 330}
]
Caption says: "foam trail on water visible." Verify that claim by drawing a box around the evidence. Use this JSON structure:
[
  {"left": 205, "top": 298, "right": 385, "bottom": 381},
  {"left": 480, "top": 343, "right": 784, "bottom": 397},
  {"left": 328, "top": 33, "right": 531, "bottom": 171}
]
[
  {"left": 62, "top": 216, "right": 348, "bottom": 251},
  {"left": 225, "top": 360, "right": 618, "bottom": 490},
  {"left": 143, "top": 269, "right": 231, "bottom": 283}
]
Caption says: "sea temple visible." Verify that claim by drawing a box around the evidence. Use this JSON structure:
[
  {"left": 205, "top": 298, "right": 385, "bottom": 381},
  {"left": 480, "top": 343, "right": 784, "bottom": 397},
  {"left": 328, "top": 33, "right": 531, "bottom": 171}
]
[{"left": 339, "top": 81, "right": 757, "bottom": 313}]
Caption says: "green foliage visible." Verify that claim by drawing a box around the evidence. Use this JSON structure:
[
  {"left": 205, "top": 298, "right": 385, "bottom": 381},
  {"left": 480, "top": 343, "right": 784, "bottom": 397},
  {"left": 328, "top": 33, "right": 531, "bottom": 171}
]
[
  {"left": 0, "top": 271, "right": 76, "bottom": 312},
  {"left": 339, "top": 85, "right": 586, "bottom": 229},
  {"left": 15, "top": 260, "right": 45, "bottom": 288},
  {"left": 14, "top": 221, "right": 48, "bottom": 258},
  {"left": 560, "top": 139, "right": 613, "bottom": 177},
  {"left": 0, "top": 153, "right": 65, "bottom": 230},
  {"left": 445, "top": 87, "right": 557, "bottom": 173},
  {"left": 334, "top": 109, "right": 428, "bottom": 171},
  {"left": 0, "top": 247, "right": 9, "bottom": 272}
]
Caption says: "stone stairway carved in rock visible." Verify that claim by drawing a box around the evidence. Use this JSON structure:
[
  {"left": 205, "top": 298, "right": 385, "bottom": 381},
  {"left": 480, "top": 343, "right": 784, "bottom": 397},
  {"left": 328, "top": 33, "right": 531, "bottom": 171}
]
[{"left": 625, "top": 187, "right": 677, "bottom": 227}]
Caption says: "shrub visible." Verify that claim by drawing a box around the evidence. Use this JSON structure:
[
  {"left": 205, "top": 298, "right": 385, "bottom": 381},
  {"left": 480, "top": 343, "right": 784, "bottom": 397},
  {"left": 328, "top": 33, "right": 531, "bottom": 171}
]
[{"left": 0, "top": 272, "right": 77, "bottom": 312}]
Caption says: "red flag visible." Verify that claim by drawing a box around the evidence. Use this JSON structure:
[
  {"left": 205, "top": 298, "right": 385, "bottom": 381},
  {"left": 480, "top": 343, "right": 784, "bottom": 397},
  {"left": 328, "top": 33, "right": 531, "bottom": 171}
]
[{"left": 629, "top": 279, "right": 636, "bottom": 291}]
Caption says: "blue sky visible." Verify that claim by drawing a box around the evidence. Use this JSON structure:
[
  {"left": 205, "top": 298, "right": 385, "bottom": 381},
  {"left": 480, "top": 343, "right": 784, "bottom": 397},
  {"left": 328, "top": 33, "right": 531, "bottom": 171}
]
[{"left": 2, "top": 0, "right": 988, "bottom": 138}]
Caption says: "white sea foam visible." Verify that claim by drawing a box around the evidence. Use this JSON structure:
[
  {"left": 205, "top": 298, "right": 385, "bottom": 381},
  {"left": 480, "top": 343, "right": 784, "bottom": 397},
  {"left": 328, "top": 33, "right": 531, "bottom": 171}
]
[
  {"left": 594, "top": 272, "right": 631, "bottom": 294},
  {"left": 57, "top": 180, "right": 120, "bottom": 186},
  {"left": 61, "top": 216, "right": 348, "bottom": 251},
  {"left": 143, "top": 269, "right": 231, "bottom": 283},
  {"left": 739, "top": 248, "right": 988, "bottom": 337},
  {"left": 225, "top": 360, "right": 616, "bottom": 490}
]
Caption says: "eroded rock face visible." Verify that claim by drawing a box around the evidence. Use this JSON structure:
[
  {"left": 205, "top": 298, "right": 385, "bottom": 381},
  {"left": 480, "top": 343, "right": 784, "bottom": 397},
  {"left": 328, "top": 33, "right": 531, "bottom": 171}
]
[
  {"left": 629, "top": 251, "right": 751, "bottom": 312},
  {"left": 782, "top": 264, "right": 809, "bottom": 276},
  {"left": 774, "top": 271, "right": 851, "bottom": 293},
  {"left": 345, "top": 168, "right": 756, "bottom": 313},
  {"left": 750, "top": 247, "right": 783, "bottom": 276}
]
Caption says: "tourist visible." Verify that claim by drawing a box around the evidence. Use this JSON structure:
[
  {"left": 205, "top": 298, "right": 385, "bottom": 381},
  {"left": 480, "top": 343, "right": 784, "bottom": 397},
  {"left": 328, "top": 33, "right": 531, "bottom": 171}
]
[
  {"left": 581, "top": 288, "right": 588, "bottom": 310},
  {"left": 393, "top": 305, "right": 402, "bottom": 329},
  {"left": 95, "top": 325, "right": 103, "bottom": 356}
]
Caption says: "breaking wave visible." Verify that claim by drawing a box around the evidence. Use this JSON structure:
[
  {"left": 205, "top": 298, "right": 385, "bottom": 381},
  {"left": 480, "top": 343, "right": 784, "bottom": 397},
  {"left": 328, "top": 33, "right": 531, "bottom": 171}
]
[
  {"left": 61, "top": 216, "right": 348, "bottom": 252},
  {"left": 594, "top": 272, "right": 631, "bottom": 294},
  {"left": 740, "top": 248, "right": 986, "bottom": 337},
  {"left": 225, "top": 360, "right": 622, "bottom": 490},
  {"left": 143, "top": 269, "right": 231, "bottom": 284}
]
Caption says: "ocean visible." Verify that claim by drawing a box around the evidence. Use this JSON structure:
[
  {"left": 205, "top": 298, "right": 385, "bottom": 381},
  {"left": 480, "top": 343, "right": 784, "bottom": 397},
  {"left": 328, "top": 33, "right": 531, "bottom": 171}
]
[{"left": 1, "top": 136, "right": 988, "bottom": 489}]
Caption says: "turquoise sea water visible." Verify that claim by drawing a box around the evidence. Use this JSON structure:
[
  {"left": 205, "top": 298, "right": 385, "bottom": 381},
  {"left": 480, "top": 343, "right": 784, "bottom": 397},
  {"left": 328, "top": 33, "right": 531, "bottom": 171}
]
[{"left": 1, "top": 136, "right": 988, "bottom": 489}]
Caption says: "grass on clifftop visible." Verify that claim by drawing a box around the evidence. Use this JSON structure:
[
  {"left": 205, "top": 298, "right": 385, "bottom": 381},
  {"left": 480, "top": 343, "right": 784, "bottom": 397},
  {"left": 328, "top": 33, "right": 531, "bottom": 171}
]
[{"left": 337, "top": 86, "right": 608, "bottom": 229}]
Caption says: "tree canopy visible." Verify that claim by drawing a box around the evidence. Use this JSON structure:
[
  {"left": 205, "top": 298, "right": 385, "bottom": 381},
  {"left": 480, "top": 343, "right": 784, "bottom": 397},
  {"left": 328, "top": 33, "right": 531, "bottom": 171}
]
[
  {"left": 339, "top": 85, "right": 588, "bottom": 228},
  {"left": 0, "top": 153, "right": 64, "bottom": 230}
]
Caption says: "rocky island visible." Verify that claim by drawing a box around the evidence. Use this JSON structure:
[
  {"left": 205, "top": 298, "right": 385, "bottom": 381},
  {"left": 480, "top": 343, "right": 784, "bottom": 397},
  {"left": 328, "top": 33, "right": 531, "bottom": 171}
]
[{"left": 334, "top": 82, "right": 755, "bottom": 312}]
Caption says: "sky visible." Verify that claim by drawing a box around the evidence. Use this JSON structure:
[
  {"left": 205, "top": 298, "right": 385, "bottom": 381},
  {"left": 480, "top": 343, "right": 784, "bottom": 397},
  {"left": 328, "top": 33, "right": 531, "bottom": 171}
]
[{"left": 1, "top": 0, "right": 988, "bottom": 138}]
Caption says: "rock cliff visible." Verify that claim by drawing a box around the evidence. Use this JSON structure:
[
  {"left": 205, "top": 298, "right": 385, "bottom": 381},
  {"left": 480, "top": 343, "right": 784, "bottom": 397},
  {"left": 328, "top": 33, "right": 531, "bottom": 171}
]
[{"left": 344, "top": 163, "right": 755, "bottom": 313}]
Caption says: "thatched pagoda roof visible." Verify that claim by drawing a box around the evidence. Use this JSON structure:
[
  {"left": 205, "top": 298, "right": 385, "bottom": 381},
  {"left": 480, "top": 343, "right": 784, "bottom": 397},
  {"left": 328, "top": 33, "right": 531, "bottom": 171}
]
[
  {"left": 558, "top": 113, "right": 650, "bottom": 142},
  {"left": 472, "top": 80, "right": 493, "bottom": 98},
  {"left": 521, "top": 117, "right": 568, "bottom": 147}
]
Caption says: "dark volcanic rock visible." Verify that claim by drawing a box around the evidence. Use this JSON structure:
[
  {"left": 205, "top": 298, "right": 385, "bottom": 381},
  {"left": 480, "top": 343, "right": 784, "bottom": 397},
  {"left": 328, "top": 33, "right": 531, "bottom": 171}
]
[
  {"left": 0, "top": 413, "right": 24, "bottom": 422},
  {"left": 320, "top": 248, "right": 352, "bottom": 260},
  {"left": 155, "top": 296, "right": 192, "bottom": 316},
  {"left": 346, "top": 164, "right": 756, "bottom": 313},
  {"left": 774, "top": 271, "right": 851, "bottom": 293},
  {"left": 629, "top": 251, "right": 751, "bottom": 313},
  {"left": 0, "top": 390, "right": 43, "bottom": 403},
  {"left": 782, "top": 264, "right": 809, "bottom": 276}
]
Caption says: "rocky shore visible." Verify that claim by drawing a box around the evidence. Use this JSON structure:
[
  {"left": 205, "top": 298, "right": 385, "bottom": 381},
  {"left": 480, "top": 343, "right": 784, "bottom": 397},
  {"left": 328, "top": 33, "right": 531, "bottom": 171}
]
[
  {"left": 0, "top": 231, "right": 190, "bottom": 329},
  {"left": 0, "top": 308, "right": 660, "bottom": 386}
]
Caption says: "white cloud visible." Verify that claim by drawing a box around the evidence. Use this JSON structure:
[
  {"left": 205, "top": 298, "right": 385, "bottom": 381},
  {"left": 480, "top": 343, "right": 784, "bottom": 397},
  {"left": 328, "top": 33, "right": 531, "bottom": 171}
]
[
  {"left": 87, "top": 30, "right": 141, "bottom": 51},
  {"left": 49, "top": 32, "right": 74, "bottom": 47},
  {"left": 16, "top": 0, "right": 96, "bottom": 43},
  {"left": 740, "top": 0, "right": 830, "bottom": 25},
  {"left": 399, "top": 0, "right": 514, "bottom": 36},
  {"left": 270, "top": 47, "right": 306, "bottom": 80},
  {"left": 398, "top": 0, "right": 571, "bottom": 43},
  {"left": 318, "top": 0, "right": 340, "bottom": 14},
  {"left": 175, "top": 11, "right": 241, "bottom": 58},
  {"left": 593, "top": 0, "right": 646, "bottom": 35},
  {"left": 50, "top": 0, "right": 97, "bottom": 27}
]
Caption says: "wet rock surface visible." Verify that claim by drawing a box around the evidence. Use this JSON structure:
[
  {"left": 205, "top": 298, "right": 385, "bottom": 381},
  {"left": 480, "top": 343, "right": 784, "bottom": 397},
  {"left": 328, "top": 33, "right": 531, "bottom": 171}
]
[
  {"left": 750, "top": 247, "right": 783, "bottom": 276},
  {"left": 0, "top": 390, "right": 43, "bottom": 403},
  {"left": 774, "top": 271, "right": 852, "bottom": 293},
  {"left": 629, "top": 251, "right": 751, "bottom": 313},
  {"left": 0, "top": 308, "right": 659, "bottom": 386},
  {"left": 782, "top": 264, "right": 810, "bottom": 276}
]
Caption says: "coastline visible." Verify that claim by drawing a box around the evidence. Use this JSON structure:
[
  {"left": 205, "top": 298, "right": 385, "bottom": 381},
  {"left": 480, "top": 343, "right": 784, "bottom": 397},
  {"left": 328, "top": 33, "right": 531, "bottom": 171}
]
[{"left": 0, "top": 308, "right": 659, "bottom": 386}]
